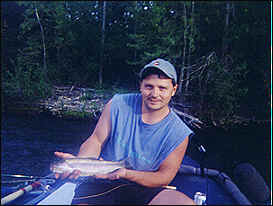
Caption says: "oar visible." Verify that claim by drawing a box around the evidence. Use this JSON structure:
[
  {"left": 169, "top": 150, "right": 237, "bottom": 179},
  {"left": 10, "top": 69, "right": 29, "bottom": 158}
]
[{"left": 1, "top": 181, "right": 42, "bottom": 205}]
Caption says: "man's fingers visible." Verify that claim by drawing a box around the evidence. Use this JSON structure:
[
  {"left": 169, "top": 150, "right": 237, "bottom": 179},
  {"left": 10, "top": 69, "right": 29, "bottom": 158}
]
[
  {"left": 68, "top": 170, "right": 81, "bottom": 179},
  {"left": 60, "top": 171, "right": 70, "bottom": 180},
  {"left": 55, "top": 173, "right": 60, "bottom": 179},
  {"left": 55, "top": 170, "right": 81, "bottom": 180},
  {"left": 54, "top": 151, "right": 75, "bottom": 159},
  {"left": 95, "top": 173, "right": 120, "bottom": 180},
  {"left": 108, "top": 173, "right": 120, "bottom": 180},
  {"left": 95, "top": 174, "right": 108, "bottom": 179}
]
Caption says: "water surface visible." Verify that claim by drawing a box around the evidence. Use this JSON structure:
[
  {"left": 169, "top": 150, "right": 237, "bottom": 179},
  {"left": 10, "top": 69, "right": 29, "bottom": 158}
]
[{"left": 1, "top": 112, "right": 96, "bottom": 177}]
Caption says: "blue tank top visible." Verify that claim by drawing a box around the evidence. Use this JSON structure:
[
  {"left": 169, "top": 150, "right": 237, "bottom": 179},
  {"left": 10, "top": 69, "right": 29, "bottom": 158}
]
[{"left": 100, "top": 93, "right": 193, "bottom": 171}]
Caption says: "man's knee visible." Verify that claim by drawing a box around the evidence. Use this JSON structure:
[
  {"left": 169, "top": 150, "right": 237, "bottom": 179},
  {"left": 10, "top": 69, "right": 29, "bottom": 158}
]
[{"left": 149, "top": 189, "right": 196, "bottom": 205}]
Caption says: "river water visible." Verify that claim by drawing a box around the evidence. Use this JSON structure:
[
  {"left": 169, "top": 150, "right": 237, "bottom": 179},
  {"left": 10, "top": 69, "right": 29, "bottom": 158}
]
[
  {"left": 1, "top": 112, "right": 96, "bottom": 177},
  {"left": 1, "top": 112, "right": 270, "bottom": 188}
]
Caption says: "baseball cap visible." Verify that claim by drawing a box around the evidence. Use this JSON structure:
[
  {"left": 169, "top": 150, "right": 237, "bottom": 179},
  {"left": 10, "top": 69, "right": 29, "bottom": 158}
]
[{"left": 140, "top": 58, "right": 177, "bottom": 84}]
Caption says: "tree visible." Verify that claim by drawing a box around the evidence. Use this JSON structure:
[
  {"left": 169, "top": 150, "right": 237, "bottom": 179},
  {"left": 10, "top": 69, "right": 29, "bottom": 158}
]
[
  {"left": 2, "top": 1, "right": 269, "bottom": 124},
  {"left": 99, "top": 1, "right": 106, "bottom": 87},
  {"left": 34, "top": 2, "right": 47, "bottom": 81},
  {"left": 6, "top": 1, "right": 53, "bottom": 100}
]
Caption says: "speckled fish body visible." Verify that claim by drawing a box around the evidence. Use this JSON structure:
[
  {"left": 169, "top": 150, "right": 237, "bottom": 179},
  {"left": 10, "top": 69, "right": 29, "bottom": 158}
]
[{"left": 50, "top": 158, "right": 125, "bottom": 176}]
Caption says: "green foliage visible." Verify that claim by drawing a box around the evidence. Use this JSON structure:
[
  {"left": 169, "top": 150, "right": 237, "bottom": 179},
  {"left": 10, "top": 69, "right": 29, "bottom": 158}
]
[
  {"left": 2, "top": 1, "right": 269, "bottom": 123},
  {"left": 2, "top": 54, "right": 51, "bottom": 101},
  {"left": 16, "top": 1, "right": 102, "bottom": 87},
  {"left": 1, "top": 1, "right": 52, "bottom": 101},
  {"left": 199, "top": 60, "right": 249, "bottom": 123},
  {"left": 127, "top": 2, "right": 178, "bottom": 68}
]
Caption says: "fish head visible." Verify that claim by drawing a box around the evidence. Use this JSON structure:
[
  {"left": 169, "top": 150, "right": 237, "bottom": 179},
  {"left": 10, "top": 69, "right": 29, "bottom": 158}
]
[{"left": 50, "top": 159, "right": 73, "bottom": 174}]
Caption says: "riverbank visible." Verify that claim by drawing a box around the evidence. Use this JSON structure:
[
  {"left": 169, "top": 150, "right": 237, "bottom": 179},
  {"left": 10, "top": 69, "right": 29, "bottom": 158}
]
[
  {"left": 2, "top": 85, "right": 269, "bottom": 130},
  {"left": 2, "top": 85, "right": 137, "bottom": 120}
]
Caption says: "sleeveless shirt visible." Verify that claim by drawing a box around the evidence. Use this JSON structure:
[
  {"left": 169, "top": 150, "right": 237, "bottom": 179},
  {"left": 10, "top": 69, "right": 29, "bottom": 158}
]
[{"left": 100, "top": 93, "right": 193, "bottom": 171}]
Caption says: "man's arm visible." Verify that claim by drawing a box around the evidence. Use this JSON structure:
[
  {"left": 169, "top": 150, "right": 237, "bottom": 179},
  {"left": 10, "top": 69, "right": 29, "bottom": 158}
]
[
  {"left": 54, "top": 99, "right": 112, "bottom": 179},
  {"left": 77, "top": 99, "right": 112, "bottom": 158},
  {"left": 96, "top": 136, "right": 189, "bottom": 188}
]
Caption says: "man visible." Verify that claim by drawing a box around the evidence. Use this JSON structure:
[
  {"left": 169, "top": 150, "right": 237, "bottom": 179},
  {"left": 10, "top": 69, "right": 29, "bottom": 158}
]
[{"left": 55, "top": 58, "right": 196, "bottom": 205}]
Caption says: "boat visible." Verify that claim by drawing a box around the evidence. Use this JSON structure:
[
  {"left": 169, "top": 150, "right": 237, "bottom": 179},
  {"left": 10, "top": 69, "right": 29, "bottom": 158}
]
[{"left": 1, "top": 148, "right": 270, "bottom": 205}]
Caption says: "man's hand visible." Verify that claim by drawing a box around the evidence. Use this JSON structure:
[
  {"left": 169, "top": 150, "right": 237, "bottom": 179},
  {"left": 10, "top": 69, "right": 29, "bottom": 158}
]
[
  {"left": 54, "top": 151, "right": 75, "bottom": 159},
  {"left": 95, "top": 168, "right": 127, "bottom": 180},
  {"left": 54, "top": 151, "right": 81, "bottom": 179}
]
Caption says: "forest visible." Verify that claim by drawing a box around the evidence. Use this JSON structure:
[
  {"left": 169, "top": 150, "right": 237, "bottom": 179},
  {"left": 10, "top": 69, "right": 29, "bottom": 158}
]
[{"left": 2, "top": 1, "right": 270, "bottom": 126}]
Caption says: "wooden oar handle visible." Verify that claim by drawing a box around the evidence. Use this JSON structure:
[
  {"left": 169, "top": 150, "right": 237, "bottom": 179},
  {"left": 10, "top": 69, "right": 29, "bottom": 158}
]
[{"left": 1, "top": 181, "right": 41, "bottom": 205}]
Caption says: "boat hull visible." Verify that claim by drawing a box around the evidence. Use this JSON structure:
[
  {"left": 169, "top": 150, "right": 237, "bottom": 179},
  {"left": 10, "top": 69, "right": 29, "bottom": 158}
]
[{"left": 1, "top": 155, "right": 256, "bottom": 205}]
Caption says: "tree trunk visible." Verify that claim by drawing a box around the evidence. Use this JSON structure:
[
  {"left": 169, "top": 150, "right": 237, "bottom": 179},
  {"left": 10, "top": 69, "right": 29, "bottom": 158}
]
[
  {"left": 99, "top": 1, "right": 106, "bottom": 87},
  {"left": 185, "top": 1, "right": 195, "bottom": 95},
  {"left": 133, "top": 1, "right": 138, "bottom": 63},
  {"left": 178, "top": 3, "right": 188, "bottom": 96},
  {"left": 34, "top": 3, "right": 47, "bottom": 81},
  {"left": 222, "top": 2, "right": 231, "bottom": 57}
]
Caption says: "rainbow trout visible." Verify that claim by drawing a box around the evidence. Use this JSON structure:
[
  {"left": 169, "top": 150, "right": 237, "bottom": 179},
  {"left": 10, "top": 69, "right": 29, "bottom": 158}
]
[{"left": 50, "top": 158, "right": 126, "bottom": 177}]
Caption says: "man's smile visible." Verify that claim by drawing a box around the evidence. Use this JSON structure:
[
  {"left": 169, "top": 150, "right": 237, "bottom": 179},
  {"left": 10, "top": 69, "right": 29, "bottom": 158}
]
[{"left": 147, "top": 99, "right": 161, "bottom": 104}]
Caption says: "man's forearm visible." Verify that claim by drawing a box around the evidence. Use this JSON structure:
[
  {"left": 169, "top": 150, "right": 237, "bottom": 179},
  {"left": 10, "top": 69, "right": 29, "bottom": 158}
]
[
  {"left": 124, "top": 168, "right": 174, "bottom": 188},
  {"left": 77, "top": 135, "right": 102, "bottom": 158}
]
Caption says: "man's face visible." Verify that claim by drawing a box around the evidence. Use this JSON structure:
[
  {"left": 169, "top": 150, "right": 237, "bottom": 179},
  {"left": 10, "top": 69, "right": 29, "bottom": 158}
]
[{"left": 140, "top": 74, "right": 177, "bottom": 112}]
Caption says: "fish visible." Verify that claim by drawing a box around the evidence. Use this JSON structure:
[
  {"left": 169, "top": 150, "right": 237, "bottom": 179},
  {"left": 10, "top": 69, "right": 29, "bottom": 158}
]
[{"left": 50, "top": 158, "right": 126, "bottom": 177}]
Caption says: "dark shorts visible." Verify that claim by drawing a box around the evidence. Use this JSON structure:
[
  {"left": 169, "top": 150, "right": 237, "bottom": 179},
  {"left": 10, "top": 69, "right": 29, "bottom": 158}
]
[{"left": 71, "top": 178, "right": 165, "bottom": 205}]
